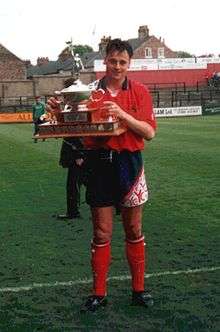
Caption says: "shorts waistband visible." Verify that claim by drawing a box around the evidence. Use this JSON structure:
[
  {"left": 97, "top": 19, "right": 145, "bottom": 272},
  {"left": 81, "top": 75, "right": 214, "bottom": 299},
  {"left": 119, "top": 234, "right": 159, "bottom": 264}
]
[{"left": 86, "top": 149, "right": 119, "bottom": 162}]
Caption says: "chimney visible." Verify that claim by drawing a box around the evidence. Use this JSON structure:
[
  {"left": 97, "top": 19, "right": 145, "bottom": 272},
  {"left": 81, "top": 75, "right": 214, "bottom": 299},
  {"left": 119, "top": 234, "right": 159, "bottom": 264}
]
[
  {"left": 37, "top": 57, "right": 49, "bottom": 66},
  {"left": 58, "top": 47, "right": 72, "bottom": 62},
  {"left": 99, "top": 36, "right": 111, "bottom": 55},
  {"left": 138, "top": 25, "right": 149, "bottom": 39},
  {"left": 24, "top": 59, "right": 32, "bottom": 67}
]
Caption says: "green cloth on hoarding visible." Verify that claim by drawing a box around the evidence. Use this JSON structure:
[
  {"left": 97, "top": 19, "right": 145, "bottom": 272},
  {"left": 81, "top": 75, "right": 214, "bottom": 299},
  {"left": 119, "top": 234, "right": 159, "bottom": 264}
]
[{"left": 202, "top": 103, "right": 220, "bottom": 116}]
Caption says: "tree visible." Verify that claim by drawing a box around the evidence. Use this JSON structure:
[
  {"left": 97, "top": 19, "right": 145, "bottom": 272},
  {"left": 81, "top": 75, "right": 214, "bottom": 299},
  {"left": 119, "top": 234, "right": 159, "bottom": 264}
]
[
  {"left": 72, "top": 45, "right": 93, "bottom": 56},
  {"left": 176, "top": 51, "right": 195, "bottom": 58}
]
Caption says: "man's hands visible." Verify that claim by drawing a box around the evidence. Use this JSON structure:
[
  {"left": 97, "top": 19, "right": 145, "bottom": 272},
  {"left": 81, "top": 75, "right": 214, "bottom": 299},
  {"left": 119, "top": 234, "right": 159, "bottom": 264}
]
[
  {"left": 102, "top": 101, "right": 155, "bottom": 140},
  {"left": 45, "top": 98, "right": 155, "bottom": 140},
  {"left": 102, "top": 101, "right": 127, "bottom": 121}
]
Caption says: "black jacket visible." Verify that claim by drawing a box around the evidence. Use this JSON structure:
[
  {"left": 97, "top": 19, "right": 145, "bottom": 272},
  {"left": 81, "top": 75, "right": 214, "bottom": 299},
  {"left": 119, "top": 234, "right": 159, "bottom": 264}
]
[{"left": 59, "top": 138, "right": 84, "bottom": 168}]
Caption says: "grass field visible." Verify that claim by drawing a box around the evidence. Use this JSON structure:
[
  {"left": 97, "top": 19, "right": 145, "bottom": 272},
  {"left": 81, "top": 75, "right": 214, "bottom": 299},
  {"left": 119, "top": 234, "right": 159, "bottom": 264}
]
[{"left": 0, "top": 116, "right": 219, "bottom": 331}]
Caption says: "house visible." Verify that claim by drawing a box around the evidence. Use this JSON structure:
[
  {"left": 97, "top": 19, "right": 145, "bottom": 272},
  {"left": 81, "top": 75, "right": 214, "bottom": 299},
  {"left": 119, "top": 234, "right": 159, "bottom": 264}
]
[
  {"left": 27, "top": 25, "right": 177, "bottom": 77},
  {"left": 0, "top": 44, "right": 27, "bottom": 80},
  {"left": 95, "top": 26, "right": 177, "bottom": 61},
  {"left": 130, "top": 25, "right": 177, "bottom": 59}
]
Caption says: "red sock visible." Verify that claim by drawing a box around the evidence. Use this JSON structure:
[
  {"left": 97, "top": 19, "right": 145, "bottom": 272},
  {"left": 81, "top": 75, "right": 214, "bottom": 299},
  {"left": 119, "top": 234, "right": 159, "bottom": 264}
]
[
  {"left": 126, "top": 236, "right": 146, "bottom": 292},
  {"left": 91, "top": 241, "right": 111, "bottom": 296}
]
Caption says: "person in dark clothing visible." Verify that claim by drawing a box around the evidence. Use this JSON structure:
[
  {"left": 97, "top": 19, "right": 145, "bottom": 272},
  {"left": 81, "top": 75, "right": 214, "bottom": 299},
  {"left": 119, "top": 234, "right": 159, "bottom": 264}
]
[
  {"left": 32, "top": 96, "right": 46, "bottom": 143},
  {"left": 57, "top": 137, "right": 84, "bottom": 220}
]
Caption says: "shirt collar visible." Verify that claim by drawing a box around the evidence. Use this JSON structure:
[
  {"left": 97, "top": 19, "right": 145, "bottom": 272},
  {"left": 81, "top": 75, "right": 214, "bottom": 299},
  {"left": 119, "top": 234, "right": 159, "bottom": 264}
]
[{"left": 97, "top": 76, "right": 129, "bottom": 91}]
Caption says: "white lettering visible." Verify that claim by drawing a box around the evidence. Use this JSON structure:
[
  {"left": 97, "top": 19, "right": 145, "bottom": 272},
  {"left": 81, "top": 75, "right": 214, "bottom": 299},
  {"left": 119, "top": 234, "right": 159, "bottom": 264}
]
[{"left": 154, "top": 106, "right": 202, "bottom": 117}]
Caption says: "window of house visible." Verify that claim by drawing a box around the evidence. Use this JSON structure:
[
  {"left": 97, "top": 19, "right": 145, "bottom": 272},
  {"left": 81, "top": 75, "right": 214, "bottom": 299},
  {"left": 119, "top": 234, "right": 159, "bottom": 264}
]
[
  {"left": 145, "top": 47, "right": 152, "bottom": 58},
  {"left": 158, "top": 47, "right": 165, "bottom": 58}
]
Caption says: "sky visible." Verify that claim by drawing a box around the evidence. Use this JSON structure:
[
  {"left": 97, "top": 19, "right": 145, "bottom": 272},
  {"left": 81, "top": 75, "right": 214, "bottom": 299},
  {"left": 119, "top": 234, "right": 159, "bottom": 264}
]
[{"left": 0, "top": 0, "right": 219, "bottom": 64}]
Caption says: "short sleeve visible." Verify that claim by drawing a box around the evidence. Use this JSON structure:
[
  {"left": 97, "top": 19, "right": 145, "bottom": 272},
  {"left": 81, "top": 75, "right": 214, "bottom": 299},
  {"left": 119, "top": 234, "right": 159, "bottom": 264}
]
[{"left": 133, "top": 84, "right": 157, "bottom": 130}]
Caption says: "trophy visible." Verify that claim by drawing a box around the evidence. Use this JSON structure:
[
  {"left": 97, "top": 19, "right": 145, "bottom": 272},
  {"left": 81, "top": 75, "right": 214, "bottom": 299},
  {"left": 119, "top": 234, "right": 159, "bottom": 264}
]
[{"left": 34, "top": 40, "right": 126, "bottom": 140}]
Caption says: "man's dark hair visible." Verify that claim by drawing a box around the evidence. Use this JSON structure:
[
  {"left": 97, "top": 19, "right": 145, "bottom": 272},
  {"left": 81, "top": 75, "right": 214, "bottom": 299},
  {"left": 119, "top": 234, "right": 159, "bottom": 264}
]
[{"left": 105, "top": 39, "right": 133, "bottom": 58}]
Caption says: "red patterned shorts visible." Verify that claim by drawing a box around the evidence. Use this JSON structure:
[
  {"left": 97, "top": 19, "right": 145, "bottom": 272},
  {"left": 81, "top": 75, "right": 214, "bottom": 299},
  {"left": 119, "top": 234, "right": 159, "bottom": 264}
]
[{"left": 85, "top": 150, "right": 148, "bottom": 208}]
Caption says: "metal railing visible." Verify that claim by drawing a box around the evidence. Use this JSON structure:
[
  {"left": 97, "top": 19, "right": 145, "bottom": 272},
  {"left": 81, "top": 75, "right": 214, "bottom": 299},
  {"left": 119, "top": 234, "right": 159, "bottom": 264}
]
[
  {"left": 1, "top": 84, "right": 220, "bottom": 111},
  {"left": 145, "top": 82, "right": 186, "bottom": 92},
  {"left": 0, "top": 96, "right": 49, "bottom": 113}
]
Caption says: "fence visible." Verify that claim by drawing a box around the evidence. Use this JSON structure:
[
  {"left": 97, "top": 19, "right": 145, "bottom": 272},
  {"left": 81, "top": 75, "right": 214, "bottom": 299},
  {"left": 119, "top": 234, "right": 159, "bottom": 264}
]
[
  {"left": 145, "top": 81, "right": 186, "bottom": 92},
  {"left": 0, "top": 96, "right": 49, "bottom": 113},
  {"left": 147, "top": 82, "right": 220, "bottom": 107},
  {"left": 170, "top": 89, "right": 220, "bottom": 107},
  {"left": 1, "top": 84, "right": 220, "bottom": 111}
]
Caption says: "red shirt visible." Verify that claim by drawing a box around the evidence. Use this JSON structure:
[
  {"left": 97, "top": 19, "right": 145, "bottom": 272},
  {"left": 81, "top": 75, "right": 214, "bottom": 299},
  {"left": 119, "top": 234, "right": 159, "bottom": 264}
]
[{"left": 84, "top": 78, "right": 157, "bottom": 152}]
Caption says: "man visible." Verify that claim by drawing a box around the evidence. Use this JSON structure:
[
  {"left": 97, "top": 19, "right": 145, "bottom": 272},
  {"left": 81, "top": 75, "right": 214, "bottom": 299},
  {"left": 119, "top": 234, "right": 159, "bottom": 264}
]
[
  {"left": 47, "top": 81, "right": 85, "bottom": 221},
  {"left": 47, "top": 38, "right": 156, "bottom": 312},
  {"left": 57, "top": 137, "right": 84, "bottom": 220},
  {"left": 32, "top": 96, "right": 45, "bottom": 142},
  {"left": 80, "top": 38, "right": 157, "bottom": 312}
]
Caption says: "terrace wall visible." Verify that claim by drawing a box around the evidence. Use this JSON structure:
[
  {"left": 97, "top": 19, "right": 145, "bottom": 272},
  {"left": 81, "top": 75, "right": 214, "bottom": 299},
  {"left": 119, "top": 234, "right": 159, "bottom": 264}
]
[{"left": 0, "top": 71, "right": 96, "bottom": 98}]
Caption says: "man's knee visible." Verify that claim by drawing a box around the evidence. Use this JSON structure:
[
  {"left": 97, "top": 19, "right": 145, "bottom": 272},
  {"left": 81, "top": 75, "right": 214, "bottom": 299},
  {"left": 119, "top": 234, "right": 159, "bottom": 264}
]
[
  {"left": 93, "top": 228, "right": 112, "bottom": 244},
  {"left": 121, "top": 206, "right": 142, "bottom": 240},
  {"left": 125, "top": 223, "right": 142, "bottom": 241}
]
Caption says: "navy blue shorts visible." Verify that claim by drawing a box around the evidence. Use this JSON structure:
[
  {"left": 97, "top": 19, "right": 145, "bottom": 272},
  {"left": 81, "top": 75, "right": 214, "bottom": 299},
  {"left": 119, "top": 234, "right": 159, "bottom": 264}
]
[{"left": 85, "top": 150, "right": 148, "bottom": 208}]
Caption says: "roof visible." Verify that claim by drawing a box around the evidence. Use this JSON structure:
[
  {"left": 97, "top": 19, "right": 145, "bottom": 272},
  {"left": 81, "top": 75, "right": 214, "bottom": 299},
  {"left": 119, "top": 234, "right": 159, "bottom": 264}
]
[
  {"left": 127, "top": 38, "right": 146, "bottom": 51},
  {"left": 27, "top": 58, "right": 74, "bottom": 77},
  {"left": 0, "top": 43, "right": 24, "bottom": 62},
  {"left": 27, "top": 35, "right": 154, "bottom": 77},
  {"left": 27, "top": 51, "right": 103, "bottom": 77},
  {"left": 81, "top": 51, "right": 103, "bottom": 68}
]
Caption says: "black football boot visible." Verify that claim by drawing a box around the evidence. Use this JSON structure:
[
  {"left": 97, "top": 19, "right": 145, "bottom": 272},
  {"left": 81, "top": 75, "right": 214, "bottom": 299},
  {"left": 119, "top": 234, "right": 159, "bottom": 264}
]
[
  {"left": 132, "top": 291, "right": 154, "bottom": 307},
  {"left": 80, "top": 295, "right": 107, "bottom": 313}
]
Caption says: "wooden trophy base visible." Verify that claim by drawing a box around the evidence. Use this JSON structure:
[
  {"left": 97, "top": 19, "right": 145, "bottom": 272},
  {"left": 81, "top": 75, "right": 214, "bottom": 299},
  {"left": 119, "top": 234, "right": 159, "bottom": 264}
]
[{"left": 33, "top": 120, "right": 126, "bottom": 140}]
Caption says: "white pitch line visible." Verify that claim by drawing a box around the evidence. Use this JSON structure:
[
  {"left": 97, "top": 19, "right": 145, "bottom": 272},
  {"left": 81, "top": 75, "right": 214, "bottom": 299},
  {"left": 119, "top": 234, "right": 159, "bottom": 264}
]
[{"left": 0, "top": 266, "right": 219, "bottom": 294}]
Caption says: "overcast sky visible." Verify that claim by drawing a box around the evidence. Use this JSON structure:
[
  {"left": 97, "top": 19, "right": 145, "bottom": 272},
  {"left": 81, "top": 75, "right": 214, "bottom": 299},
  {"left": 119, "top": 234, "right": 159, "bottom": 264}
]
[{"left": 0, "top": 0, "right": 219, "bottom": 64}]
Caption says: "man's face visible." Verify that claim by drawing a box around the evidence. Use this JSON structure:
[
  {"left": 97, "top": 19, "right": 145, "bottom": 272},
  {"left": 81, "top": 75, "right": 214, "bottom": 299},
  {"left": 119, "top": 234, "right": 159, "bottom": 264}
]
[{"left": 104, "top": 50, "right": 130, "bottom": 82}]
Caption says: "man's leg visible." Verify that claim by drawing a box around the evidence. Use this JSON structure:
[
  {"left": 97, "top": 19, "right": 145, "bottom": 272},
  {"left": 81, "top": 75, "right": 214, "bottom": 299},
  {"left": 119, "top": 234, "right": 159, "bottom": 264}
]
[
  {"left": 81, "top": 206, "right": 113, "bottom": 312},
  {"left": 122, "top": 206, "right": 144, "bottom": 291},
  {"left": 91, "top": 207, "right": 113, "bottom": 295},
  {"left": 122, "top": 205, "right": 153, "bottom": 307},
  {"left": 33, "top": 121, "right": 38, "bottom": 142},
  {"left": 57, "top": 166, "right": 81, "bottom": 220},
  {"left": 34, "top": 121, "right": 38, "bottom": 135},
  {"left": 66, "top": 166, "right": 80, "bottom": 218}
]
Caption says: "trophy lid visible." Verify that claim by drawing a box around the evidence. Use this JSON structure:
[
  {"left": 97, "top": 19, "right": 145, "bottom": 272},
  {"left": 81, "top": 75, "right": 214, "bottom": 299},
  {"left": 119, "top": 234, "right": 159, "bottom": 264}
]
[{"left": 60, "top": 79, "right": 93, "bottom": 94}]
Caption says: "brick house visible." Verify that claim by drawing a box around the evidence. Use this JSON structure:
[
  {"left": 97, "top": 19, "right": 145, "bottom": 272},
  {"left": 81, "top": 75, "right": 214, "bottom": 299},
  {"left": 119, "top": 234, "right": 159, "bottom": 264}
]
[
  {"left": 82, "top": 25, "right": 177, "bottom": 70},
  {"left": 0, "top": 44, "right": 27, "bottom": 80},
  {"left": 96, "top": 25, "right": 177, "bottom": 60},
  {"left": 131, "top": 25, "right": 177, "bottom": 59}
]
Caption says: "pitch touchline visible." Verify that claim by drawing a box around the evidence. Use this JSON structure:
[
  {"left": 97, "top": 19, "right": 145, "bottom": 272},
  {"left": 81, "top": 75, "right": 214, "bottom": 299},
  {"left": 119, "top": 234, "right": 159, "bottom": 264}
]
[{"left": 0, "top": 266, "right": 219, "bottom": 293}]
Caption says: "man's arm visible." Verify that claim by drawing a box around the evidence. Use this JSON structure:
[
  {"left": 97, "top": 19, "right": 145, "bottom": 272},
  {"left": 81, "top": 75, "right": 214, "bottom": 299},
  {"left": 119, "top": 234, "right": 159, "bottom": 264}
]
[
  {"left": 119, "top": 112, "right": 155, "bottom": 140},
  {"left": 102, "top": 101, "right": 155, "bottom": 140}
]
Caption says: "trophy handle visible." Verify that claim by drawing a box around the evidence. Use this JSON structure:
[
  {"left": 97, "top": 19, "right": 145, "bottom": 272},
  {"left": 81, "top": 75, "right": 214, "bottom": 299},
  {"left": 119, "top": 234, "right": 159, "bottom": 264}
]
[{"left": 90, "top": 89, "right": 105, "bottom": 102}]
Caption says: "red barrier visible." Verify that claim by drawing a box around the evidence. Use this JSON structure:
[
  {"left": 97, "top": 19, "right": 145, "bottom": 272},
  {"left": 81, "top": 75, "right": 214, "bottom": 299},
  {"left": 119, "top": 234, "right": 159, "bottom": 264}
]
[
  {"left": 0, "top": 112, "right": 32, "bottom": 123},
  {"left": 95, "top": 63, "right": 220, "bottom": 87}
]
